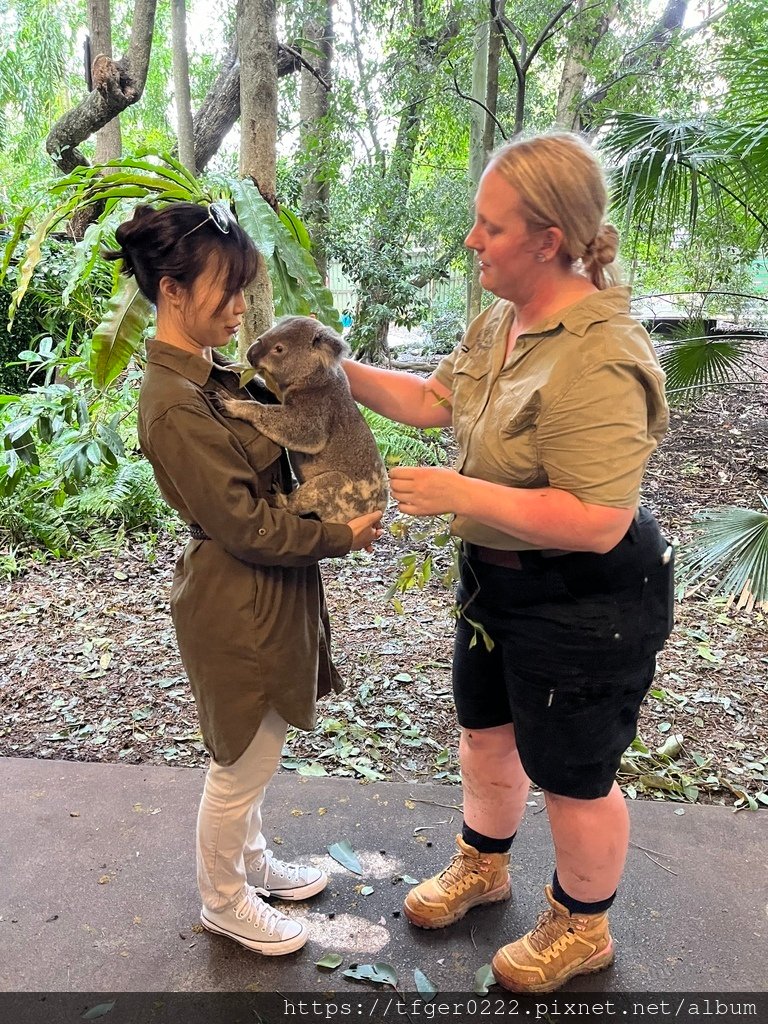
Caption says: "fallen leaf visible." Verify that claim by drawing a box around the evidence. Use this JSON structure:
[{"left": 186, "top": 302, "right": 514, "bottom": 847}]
[
  {"left": 98, "top": 875, "right": 110, "bottom": 884},
  {"left": 474, "top": 964, "right": 495, "bottom": 994},
  {"left": 316, "top": 953, "right": 344, "bottom": 970},
  {"left": 327, "top": 840, "right": 363, "bottom": 875},
  {"left": 82, "top": 1002, "right": 116, "bottom": 1019},
  {"left": 343, "top": 962, "right": 398, "bottom": 987},
  {"left": 414, "top": 967, "right": 437, "bottom": 1001}
]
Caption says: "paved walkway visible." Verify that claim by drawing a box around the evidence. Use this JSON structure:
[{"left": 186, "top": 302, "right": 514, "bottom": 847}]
[{"left": 1, "top": 757, "right": 766, "bottom": 996}]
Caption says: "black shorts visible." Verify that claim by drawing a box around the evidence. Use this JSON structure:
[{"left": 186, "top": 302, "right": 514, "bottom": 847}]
[{"left": 452, "top": 508, "right": 674, "bottom": 799}]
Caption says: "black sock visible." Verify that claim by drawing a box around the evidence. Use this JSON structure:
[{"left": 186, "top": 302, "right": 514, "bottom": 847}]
[
  {"left": 462, "top": 822, "right": 515, "bottom": 854},
  {"left": 552, "top": 871, "right": 616, "bottom": 915}
]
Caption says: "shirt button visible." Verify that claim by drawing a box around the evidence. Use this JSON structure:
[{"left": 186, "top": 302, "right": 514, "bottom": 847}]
[{"left": 258, "top": 528, "right": 267, "bottom": 536}]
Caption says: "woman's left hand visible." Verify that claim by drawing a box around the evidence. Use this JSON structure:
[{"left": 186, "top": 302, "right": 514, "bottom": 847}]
[{"left": 389, "top": 466, "right": 464, "bottom": 517}]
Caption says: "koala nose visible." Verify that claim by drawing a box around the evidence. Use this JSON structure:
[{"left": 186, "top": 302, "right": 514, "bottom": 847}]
[{"left": 246, "top": 341, "right": 262, "bottom": 366}]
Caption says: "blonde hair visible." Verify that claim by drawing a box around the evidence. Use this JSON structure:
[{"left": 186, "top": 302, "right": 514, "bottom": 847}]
[{"left": 489, "top": 132, "right": 619, "bottom": 290}]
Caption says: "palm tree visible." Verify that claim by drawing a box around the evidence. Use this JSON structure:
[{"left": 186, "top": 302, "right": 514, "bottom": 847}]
[{"left": 599, "top": 46, "right": 768, "bottom": 607}]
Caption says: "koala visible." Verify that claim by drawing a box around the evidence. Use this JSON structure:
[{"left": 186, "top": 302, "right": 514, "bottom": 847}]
[{"left": 219, "top": 316, "right": 389, "bottom": 522}]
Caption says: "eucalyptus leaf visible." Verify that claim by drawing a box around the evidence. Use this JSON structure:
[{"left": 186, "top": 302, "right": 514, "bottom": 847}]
[
  {"left": 343, "top": 962, "right": 398, "bottom": 987},
  {"left": 327, "top": 840, "right": 363, "bottom": 875},
  {"left": 316, "top": 953, "right": 344, "bottom": 970},
  {"left": 414, "top": 968, "right": 437, "bottom": 1000},
  {"left": 297, "top": 762, "right": 328, "bottom": 777},
  {"left": 474, "top": 964, "right": 495, "bottom": 994},
  {"left": 82, "top": 1002, "right": 116, "bottom": 1019}
]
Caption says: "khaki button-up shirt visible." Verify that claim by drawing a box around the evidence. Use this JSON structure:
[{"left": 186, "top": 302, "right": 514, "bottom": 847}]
[
  {"left": 138, "top": 339, "right": 352, "bottom": 765},
  {"left": 434, "top": 287, "right": 669, "bottom": 550}
]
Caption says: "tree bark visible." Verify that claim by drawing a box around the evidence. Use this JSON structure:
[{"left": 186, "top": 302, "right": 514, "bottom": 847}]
[
  {"left": 579, "top": 0, "right": 689, "bottom": 133},
  {"left": 299, "top": 0, "right": 334, "bottom": 281},
  {"left": 172, "top": 0, "right": 196, "bottom": 175},
  {"left": 466, "top": 11, "right": 489, "bottom": 324},
  {"left": 46, "top": 0, "right": 158, "bottom": 174},
  {"left": 87, "top": 0, "right": 122, "bottom": 162},
  {"left": 555, "top": 0, "right": 621, "bottom": 131},
  {"left": 238, "top": 0, "right": 278, "bottom": 351},
  {"left": 192, "top": 41, "right": 300, "bottom": 173}
]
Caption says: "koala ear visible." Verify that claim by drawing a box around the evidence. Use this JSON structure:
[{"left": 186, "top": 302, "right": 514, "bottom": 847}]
[{"left": 311, "top": 324, "right": 347, "bottom": 366}]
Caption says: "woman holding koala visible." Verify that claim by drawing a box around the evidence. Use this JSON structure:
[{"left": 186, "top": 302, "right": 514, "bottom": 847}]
[
  {"left": 344, "top": 132, "right": 673, "bottom": 993},
  {"left": 107, "top": 202, "right": 382, "bottom": 957}
]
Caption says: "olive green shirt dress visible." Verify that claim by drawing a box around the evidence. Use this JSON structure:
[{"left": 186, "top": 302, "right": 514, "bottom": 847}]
[
  {"left": 433, "top": 287, "right": 669, "bottom": 550},
  {"left": 138, "top": 339, "right": 353, "bottom": 766}
]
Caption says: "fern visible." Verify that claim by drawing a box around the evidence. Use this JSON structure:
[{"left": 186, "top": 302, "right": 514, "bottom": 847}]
[
  {"left": 74, "top": 459, "right": 173, "bottom": 532},
  {"left": 361, "top": 408, "right": 447, "bottom": 467}
]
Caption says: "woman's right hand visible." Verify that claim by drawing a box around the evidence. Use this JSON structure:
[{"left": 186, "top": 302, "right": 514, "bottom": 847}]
[{"left": 346, "top": 510, "right": 384, "bottom": 552}]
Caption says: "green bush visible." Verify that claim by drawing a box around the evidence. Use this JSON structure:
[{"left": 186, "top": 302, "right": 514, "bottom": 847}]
[{"left": 419, "top": 289, "right": 466, "bottom": 357}]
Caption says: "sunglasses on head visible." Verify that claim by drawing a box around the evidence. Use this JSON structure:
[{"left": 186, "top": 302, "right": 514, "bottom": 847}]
[{"left": 177, "top": 201, "right": 237, "bottom": 243}]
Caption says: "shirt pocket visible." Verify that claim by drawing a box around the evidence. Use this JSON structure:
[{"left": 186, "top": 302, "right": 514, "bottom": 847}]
[
  {"left": 205, "top": 388, "right": 284, "bottom": 478},
  {"left": 495, "top": 393, "right": 541, "bottom": 486},
  {"left": 451, "top": 350, "right": 491, "bottom": 450}
]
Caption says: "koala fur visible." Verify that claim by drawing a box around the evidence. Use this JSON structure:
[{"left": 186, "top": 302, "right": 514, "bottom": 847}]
[{"left": 219, "top": 316, "right": 389, "bottom": 522}]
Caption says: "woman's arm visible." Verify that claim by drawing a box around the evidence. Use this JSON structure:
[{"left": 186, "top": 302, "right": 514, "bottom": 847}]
[
  {"left": 389, "top": 468, "right": 634, "bottom": 553},
  {"left": 342, "top": 360, "right": 453, "bottom": 429}
]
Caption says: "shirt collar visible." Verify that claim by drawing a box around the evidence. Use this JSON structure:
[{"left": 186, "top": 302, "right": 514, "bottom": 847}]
[
  {"left": 518, "top": 286, "right": 632, "bottom": 340},
  {"left": 146, "top": 338, "right": 243, "bottom": 387}
]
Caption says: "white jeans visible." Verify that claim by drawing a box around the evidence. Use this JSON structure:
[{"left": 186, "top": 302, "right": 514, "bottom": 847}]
[{"left": 196, "top": 707, "right": 288, "bottom": 912}]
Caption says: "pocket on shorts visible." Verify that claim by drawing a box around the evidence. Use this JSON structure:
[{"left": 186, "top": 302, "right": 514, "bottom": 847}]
[{"left": 639, "top": 544, "right": 675, "bottom": 652}]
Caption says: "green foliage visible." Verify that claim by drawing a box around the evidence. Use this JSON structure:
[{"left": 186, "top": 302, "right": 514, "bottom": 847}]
[
  {"left": 678, "top": 498, "right": 768, "bottom": 606},
  {"left": 360, "top": 408, "right": 446, "bottom": 469},
  {"left": 419, "top": 287, "right": 466, "bottom": 357}
]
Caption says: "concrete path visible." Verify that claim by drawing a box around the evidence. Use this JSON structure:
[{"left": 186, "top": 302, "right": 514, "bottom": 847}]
[{"left": 1, "top": 757, "right": 766, "bottom": 997}]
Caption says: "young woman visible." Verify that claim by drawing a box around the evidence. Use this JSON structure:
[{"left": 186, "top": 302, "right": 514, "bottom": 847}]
[
  {"left": 108, "top": 202, "right": 382, "bottom": 956},
  {"left": 343, "top": 133, "right": 673, "bottom": 993}
]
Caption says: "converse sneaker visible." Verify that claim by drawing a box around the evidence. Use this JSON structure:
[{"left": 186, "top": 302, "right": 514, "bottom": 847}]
[
  {"left": 200, "top": 884, "right": 307, "bottom": 955},
  {"left": 248, "top": 849, "right": 328, "bottom": 901},
  {"left": 492, "top": 884, "right": 614, "bottom": 992},
  {"left": 403, "top": 834, "right": 511, "bottom": 929}
]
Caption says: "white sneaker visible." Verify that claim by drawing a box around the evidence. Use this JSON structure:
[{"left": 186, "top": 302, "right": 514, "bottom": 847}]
[
  {"left": 200, "top": 885, "right": 307, "bottom": 955},
  {"left": 248, "top": 849, "right": 328, "bottom": 901}
]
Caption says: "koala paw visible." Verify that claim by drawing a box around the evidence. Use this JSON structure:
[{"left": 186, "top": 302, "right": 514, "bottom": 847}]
[{"left": 209, "top": 392, "right": 239, "bottom": 417}]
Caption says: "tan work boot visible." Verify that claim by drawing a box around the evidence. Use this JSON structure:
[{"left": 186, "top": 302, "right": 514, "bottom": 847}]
[
  {"left": 492, "top": 884, "right": 614, "bottom": 993},
  {"left": 403, "top": 834, "right": 511, "bottom": 929}
]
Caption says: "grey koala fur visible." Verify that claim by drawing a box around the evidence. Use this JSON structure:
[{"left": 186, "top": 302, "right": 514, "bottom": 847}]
[{"left": 219, "top": 316, "right": 389, "bottom": 522}]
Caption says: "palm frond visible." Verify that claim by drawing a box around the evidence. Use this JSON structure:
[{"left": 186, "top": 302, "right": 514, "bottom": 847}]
[
  {"left": 678, "top": 497, "right": 768, "bottom": 606},
  {"left": 654, "top": 321, "right": 756, "bottom": 401}
]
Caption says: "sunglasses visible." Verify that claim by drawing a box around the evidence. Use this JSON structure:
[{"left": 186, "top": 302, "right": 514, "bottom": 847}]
[{"left": 177, "top": 201, "right": 237, "bottom": 243}]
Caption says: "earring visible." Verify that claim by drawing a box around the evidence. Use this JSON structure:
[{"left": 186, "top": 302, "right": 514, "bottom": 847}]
[{"left": 536, "top": 253, "right": 546, "bottom": 263}]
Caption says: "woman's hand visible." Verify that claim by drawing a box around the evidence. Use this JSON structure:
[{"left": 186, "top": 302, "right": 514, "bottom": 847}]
[
  {"left": 389, "top": 467, "right": 465, "bottom": 517},
  {"left": 346, "top": 510, "right": 384, "bottom": 552}
]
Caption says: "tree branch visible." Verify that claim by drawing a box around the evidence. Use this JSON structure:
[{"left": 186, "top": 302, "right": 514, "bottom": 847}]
[
  {"left": 281, "top": 43, "right": 330, "bottom": 91},
  {"left": 46, "top": 0, "right": 159, "bottom": 173},
  {"left": 446, "top": 61, "right": 508, "bottom": 139},
  {"left": 524, "top": 0, "right": 577, "bottom": 70}
]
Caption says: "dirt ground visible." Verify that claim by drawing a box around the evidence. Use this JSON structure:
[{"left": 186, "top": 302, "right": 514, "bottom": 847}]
[{"left": 1, "top": 382, "right": 766, "bottom": 809}]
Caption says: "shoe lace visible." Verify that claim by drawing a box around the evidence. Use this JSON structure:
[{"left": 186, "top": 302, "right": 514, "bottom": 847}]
[
  {"left": 235, "top": 886, "right": 287, "bottom": 936},
  {"left": 527, "top": 908, "right": 577, "bottom": 957},
  {"left": 439, "top": 851, "right": 489, "bottom": 893},
  {"left": 263, "top": 850, "right": 303, "bottom": 883}
]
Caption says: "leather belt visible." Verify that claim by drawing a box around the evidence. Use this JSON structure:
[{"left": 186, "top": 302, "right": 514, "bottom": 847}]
[
  {"left": 188, "top": 523, "right": 210, "bottom": 540},
  {"left": 465, "top": 543, "right": 571, "bottom": 569},
  {"left": 466, "top": 544, "right": 524, "bottom": 569}
]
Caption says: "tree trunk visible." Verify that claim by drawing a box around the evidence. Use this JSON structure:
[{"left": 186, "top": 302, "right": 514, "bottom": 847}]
[
  {"left": 172, "top": 0, "right": 196, "bottom": 175},
  {"left": 46, "top": 0, "right": 158, "bottom": 174},
  {"left": 192, "top": 41, "right": 300, "bottom": 173},
  {"left": 87, "top": 0, "right": 122, "bottom": 162},
  {"left": 555, "top": 0, "right": 621, "bottom": 130},
  {"left": 238, "top": 0, "right": 277, "bottom": 353},
  {"left": 466, "top": 11, "right": 489, "bottom": 324},
  {"left": 579, "top": 0, "right": 689, "bottom": 133},
  {"left": 299, "top": 0, "right": 333, "bottom": 281}
]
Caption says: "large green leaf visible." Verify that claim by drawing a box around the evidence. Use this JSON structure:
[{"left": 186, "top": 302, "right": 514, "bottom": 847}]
[
  {"left": 654, "top": 323, "right": 755, "bottom": 400},
  {"left": 232, "top": 179, "right": 341, "bottom": 331},
  {"left": 89, "top": 278, "right": 153, "bottom": 388},
  {"left": 679, "top": 497, "right": 768, "bottom": 604}
]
